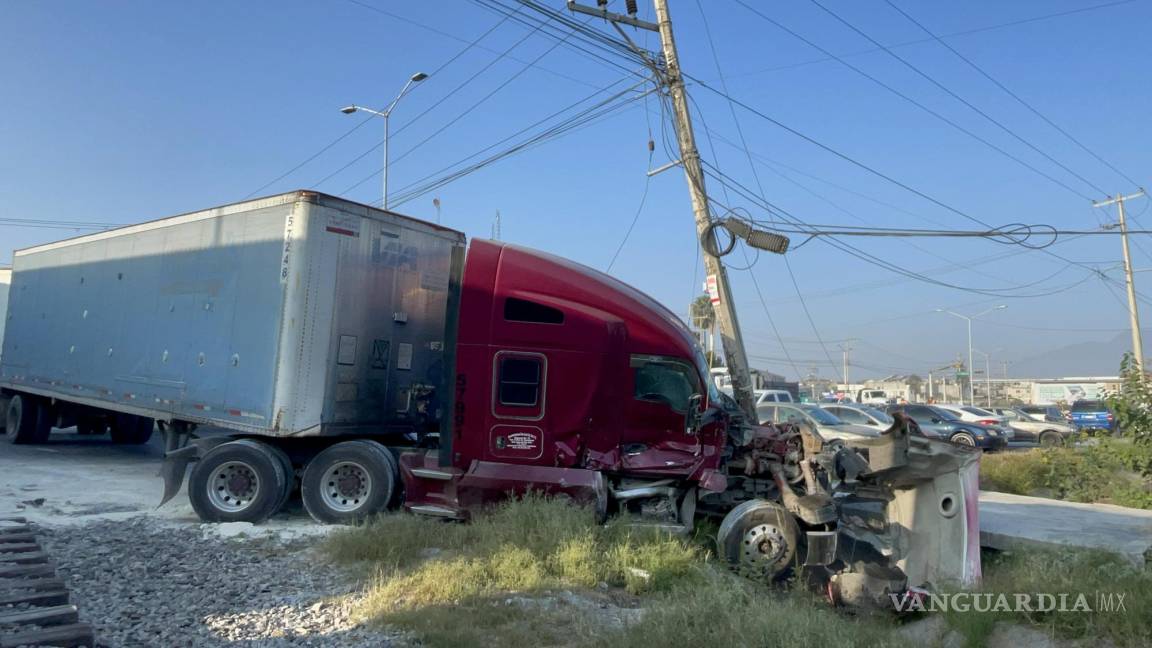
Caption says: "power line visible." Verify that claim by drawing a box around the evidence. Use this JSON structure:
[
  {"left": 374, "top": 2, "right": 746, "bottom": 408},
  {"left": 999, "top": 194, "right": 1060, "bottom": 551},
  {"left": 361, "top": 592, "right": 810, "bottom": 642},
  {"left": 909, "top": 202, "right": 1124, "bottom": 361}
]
[
  {"left": 729, "top": 0, "right": 1138, "bottom": 79},
  {"left": 338, "top": 8, "right": 627, "bottom": 197},
  {"left": 684, "top": 74, "right": 1113, "bottom": 279},
  {"left": 807, "top": 0, "right": 1110, "bottom": 198},
  {"left": 882, "top": 0, "right": 1142, "bottom": 189},
  {"left": 343, "top": 0, "right": 598, "bottom": 88},
  {"left": 384, "top": 80, "right": 652, "bottom": 208},
  {"left": 693, "top": 0, "right": 839, "bottom": 375},
  {"left": 733, "top": 0, "right": 1103, "bottom": 201},
  {"left": 322, "top": 7, "right": 557, "bottom": 193},
  {"left": 246, "top": 4, "right": 526, "bottom": 199}
]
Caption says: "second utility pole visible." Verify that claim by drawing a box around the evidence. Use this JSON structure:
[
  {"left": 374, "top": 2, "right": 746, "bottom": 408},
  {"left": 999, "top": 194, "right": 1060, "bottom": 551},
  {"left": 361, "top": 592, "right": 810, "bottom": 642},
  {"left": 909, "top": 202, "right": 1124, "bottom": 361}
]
[{"left": 1094, "top": 189, "right": 1147, "bottom": 372}]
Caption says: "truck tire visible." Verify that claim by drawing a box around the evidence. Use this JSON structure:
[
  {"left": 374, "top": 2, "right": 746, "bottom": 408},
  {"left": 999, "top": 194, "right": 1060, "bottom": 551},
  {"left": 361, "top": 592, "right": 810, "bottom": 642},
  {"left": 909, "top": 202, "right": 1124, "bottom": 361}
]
[
  {"left": 264, "top": 443, "right": 296, "bottom": 513},
  {"left": 76, "top": 414, "right": 107, "bottom": 436},
  {"left": 110, "top": 414, "right": 154, "bottom": 445},
  {"left": 188, "top": 439, "right": 287, "bottom": 523},
  {"left": 717, "top": 500, "right": 800, "bottom": 582},
  {"left": 301, "top": 440, "right": 397, "bottom": 525},
  {"left": 5, "top": 395, "right": 49, "bottom": 445}
]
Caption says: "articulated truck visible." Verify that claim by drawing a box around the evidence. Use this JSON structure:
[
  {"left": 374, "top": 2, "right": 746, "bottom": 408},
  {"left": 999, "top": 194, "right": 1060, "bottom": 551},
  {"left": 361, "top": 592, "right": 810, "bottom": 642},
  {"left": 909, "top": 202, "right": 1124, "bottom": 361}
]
[{"left": 0, "top": 191, "right": 979, "bottom": 604}]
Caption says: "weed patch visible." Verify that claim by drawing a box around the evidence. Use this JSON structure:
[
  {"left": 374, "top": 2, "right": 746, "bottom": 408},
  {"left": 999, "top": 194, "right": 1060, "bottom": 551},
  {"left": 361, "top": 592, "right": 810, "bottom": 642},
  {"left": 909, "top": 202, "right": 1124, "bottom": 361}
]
[
  {"left": 943, "top": 548, "right": 1152, "bottom": 648},
  {"left": 980, "top": 445, "right": 1152, "bottom": 509}
]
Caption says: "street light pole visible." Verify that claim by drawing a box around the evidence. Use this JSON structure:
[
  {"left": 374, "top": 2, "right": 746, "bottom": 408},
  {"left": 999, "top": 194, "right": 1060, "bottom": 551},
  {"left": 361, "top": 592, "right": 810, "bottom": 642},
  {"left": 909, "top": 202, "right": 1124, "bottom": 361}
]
[
  {"left": 974, "top": 349, "right": 991, "bottom": 407},
  {"left": 937, "top": 305, "right": 1006, "bottom": 405},
  {"left": 340, "top": 71, "right": 429, "bottom": 210}
]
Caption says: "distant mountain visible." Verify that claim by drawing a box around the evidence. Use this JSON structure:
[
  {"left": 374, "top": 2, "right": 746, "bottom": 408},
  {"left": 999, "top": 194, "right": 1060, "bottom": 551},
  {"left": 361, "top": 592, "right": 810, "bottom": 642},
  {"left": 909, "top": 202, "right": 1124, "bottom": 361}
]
[{"left": 1008, "top": 330, "right": 1147, "bottom": 378}]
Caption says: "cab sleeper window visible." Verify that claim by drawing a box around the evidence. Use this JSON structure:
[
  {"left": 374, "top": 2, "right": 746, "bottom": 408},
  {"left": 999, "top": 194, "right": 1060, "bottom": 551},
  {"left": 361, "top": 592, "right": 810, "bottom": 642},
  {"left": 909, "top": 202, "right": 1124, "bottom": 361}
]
[
  {"left": 504, "top": 298, "right": 564, "bottom": 324},
  {"left": 630, "top": 355, "right": 699, "bottom": 413},
  {"left": 499, "top": 356, "right": 542, "bottom": 407}
]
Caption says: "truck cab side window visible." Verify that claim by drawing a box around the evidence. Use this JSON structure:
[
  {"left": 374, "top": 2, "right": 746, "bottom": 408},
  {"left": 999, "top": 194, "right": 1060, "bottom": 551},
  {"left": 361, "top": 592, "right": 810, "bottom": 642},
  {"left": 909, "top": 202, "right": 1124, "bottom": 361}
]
[
  {"left": 498, "top": 357, "right": 541, "bottom": 407},
  {"left": 631, "top": 356, "right": 698, "bottom": 413}
]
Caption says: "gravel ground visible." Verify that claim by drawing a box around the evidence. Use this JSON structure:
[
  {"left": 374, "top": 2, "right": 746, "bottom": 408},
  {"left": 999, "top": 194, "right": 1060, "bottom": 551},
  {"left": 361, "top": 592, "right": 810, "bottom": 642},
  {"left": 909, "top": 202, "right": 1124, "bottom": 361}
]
[{"left": 37, "top": 517, "right": 399, "bottom": 647}]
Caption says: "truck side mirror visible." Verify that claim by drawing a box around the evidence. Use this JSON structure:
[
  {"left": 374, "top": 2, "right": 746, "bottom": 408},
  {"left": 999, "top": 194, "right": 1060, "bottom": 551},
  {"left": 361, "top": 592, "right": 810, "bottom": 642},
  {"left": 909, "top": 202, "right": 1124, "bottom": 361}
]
[{"left": 685, "top": 394, "right": 703, "bottom": 435}]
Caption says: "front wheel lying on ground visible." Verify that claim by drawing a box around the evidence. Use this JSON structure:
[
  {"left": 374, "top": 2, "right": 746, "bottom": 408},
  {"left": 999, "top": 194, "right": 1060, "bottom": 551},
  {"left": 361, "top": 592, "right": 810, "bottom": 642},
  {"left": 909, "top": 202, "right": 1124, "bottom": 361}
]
[
  {"left": 189, "top": 439, "right": 288, "bottom": 523},
  {"left": 717, "top": 499, "right": 800, "bottom": 582},
  {"left": 300, "top": 440, "right": 397, "bottom": 524}
]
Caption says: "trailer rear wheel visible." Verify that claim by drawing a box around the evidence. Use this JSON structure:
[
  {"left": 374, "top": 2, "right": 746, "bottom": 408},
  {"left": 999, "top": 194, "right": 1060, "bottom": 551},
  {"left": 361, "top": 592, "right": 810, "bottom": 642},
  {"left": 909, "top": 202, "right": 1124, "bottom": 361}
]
[
  {"left": 189, "top": 439, "right": 287, "bottom": 523},
  {"left": 717, "top": 500, "right": 800, "bottom": 582},
  {"left": 109, "top": 414, "right": 154, "bottom": 445},
  {"left": 5, "top": 395, "right": 51, "bottom": 445},
  {"left": 301, "top": 440, "right": 397, "bottom": 524},
  {"left": 264, "top": 443, "right": 296, "bottom": 513}
]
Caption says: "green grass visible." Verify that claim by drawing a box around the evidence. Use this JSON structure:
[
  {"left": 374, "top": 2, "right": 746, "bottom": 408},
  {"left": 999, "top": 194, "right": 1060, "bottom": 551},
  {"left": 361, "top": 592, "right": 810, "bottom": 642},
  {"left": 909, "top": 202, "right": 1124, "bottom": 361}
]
[
  {"left": 980, "top": 445, "right": 1152, "bottom": 509},
  {"left": 326, "top": 495, "right": 899, "bottom": 647},
  {"left": 327, "top": 495, "right": 1152, "bottom": 647},
  {"left": 608, "top": 574, "right": 897, "bottom": 648},
  {"left": 943, "top": 548, "right": 1152, "bottom": 648}
]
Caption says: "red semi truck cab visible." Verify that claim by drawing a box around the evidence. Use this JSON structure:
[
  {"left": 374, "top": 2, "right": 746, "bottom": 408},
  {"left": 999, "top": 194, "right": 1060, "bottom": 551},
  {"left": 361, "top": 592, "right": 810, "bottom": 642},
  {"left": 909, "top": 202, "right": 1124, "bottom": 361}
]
[{"left": 400, "top": 239, "right": 729, "bottom": 519}]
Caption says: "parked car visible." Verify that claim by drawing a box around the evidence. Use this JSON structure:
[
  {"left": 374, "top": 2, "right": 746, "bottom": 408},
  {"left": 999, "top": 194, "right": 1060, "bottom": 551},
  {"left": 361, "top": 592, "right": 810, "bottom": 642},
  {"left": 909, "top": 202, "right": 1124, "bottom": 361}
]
[
  {"left": 994, "top": 408, "right": 1075, "bottom": 446},
  {"left": 1017, "top": 404, "right": 1068, "bottom": 424},
  {"left": 755, "top": 389, "right": 794, "bottom": 404},
  {"left": 886, "top": 404, "right": 1008, "bottom": 450},
  {"left": 1068, "top": 399, "right": 1115, "bottom": 434},
  {"left": 757, "top": 403, "right": 880, "bottom": 442},
  {"left": 857, "top": 389, "right": 889, "bottom": 405},
  {"left": 932, "top": 404, "right": 1014, "bottom": 440},
  {"left": 818, "top": 403, "right": 894, "bottom": 432}
]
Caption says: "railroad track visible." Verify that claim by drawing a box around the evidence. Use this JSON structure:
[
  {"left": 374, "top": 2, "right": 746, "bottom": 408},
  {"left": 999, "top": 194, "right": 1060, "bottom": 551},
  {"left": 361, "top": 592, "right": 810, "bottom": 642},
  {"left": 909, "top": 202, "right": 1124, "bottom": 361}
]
[{"left": 0, "top": 516, "right": 95, "bottom": 648}]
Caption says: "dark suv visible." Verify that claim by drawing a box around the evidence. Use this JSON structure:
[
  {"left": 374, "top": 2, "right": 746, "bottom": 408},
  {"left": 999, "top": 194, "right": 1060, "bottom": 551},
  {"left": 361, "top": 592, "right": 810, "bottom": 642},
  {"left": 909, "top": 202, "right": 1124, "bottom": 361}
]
[{"left": 887, "top": 404, "right": 1008, "bottom": 450}]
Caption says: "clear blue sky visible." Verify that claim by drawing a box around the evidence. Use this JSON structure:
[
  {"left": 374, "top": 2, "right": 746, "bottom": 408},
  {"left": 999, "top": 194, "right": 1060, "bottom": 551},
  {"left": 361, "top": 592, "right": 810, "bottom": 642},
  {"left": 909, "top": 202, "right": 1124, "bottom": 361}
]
[{"left": 2, "top": 0, "right": 1150, "bottom": 382}]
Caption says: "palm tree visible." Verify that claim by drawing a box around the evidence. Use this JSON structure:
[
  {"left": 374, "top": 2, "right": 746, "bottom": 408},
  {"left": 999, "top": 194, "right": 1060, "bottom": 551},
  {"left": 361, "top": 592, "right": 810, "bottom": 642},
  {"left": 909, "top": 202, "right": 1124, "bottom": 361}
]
[{"left": 689, "top": 295, "right": 719, "bottom": 367}]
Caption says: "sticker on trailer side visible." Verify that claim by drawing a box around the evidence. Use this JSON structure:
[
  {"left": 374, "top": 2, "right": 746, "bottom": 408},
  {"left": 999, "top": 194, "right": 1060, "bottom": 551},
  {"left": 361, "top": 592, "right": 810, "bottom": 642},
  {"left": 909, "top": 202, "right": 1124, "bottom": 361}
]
[
  {"left": 280, "top": 212, "right": 295, "bottom": 283},
  {"left": 326, "top": 211, "right": 361, "bottom": 237}
]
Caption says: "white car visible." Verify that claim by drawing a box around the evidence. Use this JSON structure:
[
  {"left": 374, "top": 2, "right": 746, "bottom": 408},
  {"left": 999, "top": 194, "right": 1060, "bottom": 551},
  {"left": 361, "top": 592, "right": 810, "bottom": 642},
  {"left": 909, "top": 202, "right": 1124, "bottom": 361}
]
[
  {"left": 933, "top": 404, "right": 1014, "bottom": 439},
  {"left": 757, "top": 403, "right": 880, "bottom": 442},
  {"left": 755, "top": 389, "right": 794, "bottom": 404},
  {"left": 720, "top": 388, "right": 794, "bottom": 404},
  {"left": 819, "top": 404, "right": 895, "bottom": 432}
]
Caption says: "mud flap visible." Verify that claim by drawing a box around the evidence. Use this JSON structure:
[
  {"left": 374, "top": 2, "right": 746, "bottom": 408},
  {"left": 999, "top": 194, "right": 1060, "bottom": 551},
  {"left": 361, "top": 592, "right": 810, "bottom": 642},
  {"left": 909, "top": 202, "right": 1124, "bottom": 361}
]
[
  {"left": 158, "top": 444, "right": 200, "bottom": 508},
  {"left": 804, "top": 530, "right": 838, "bottom": 566}
]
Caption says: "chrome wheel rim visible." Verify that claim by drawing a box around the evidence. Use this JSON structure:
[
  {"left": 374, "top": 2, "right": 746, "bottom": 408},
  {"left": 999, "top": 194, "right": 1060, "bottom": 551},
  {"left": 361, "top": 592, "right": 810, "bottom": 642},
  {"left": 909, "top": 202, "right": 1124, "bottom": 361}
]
[
  {"left": 740, "top": 523, "right": 787, "bottom": 576},
  {"left": 953, "top": 435, "right": 975, "bottom": 447},
  {"left": 320, "top": 461, "right": 372, "bottom": 512},
  {"left": 207, "top": 461, "right": 261, "bottom": 512}
]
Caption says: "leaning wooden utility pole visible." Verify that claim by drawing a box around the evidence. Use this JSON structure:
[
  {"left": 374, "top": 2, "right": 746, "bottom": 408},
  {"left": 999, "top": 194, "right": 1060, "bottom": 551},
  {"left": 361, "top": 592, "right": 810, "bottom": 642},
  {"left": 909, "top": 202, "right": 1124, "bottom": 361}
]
[
  {"left": 567, "top": 0, "right": 784, "bottom": 418},
  {"left": 651, "top": 0, "right": 756, "bottom": 416},
  {"left": 1094, "top": 189, "right": 1147, "bottom": 373}
]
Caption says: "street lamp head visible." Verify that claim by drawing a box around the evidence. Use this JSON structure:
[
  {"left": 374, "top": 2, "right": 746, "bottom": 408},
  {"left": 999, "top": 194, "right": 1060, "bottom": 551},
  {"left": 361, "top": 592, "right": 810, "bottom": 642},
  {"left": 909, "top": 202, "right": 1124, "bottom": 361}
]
[
  {"left": 340, "top": 105, "right": 358, "bottom": 114},
  {"left": 994, "top": 305, "right": 1007, "bottom": 310},
  {"left": 410, "top": 72, "right": 429, "bottom": 82}
]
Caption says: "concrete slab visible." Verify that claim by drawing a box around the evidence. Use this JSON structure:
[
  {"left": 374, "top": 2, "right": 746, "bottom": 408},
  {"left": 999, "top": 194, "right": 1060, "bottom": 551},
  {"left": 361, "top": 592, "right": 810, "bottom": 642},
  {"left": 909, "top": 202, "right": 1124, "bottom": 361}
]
[{"left": 979, "top": 490, "right": 1152, "bottom": 566}]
